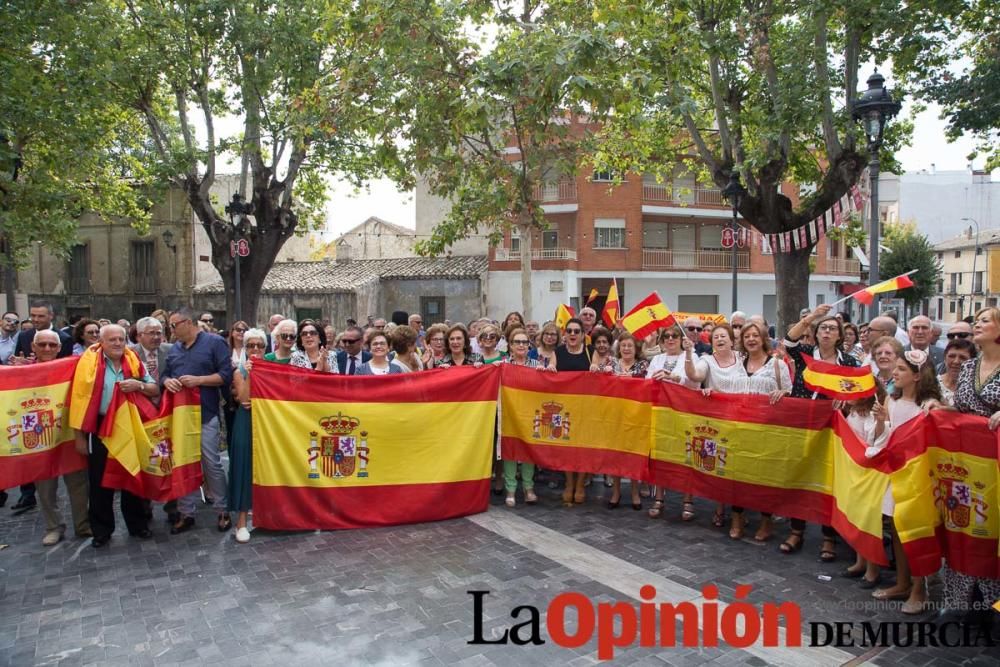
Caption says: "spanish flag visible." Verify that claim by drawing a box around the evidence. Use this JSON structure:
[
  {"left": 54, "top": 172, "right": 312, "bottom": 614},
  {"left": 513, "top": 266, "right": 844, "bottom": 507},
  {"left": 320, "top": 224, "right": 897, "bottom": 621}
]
[
  {"left": 585, "top": 288, "right": 599, "bottom": 306},
  {"left": 250, "top": 361, "right": 499, "bottom": 530},
  {"left": 554, "top": 303, "right": 575, "bottom": 330},
  {"left": 801, "top": 355, "right": 877, "bottom": 400},
  {"left": 0, "top": 357, "right": 86, "bottom": 488},
  {"left": 853, "top": 272, "right": 916, "bottom": 305},
  {"left": 68, "top": 343, "right": 146, "bottom": 435},
  {"left": 602, "top": 278, "right": 620, "bottom": 327},
  {"left": 620, "top": 292, "right": 676, "bottom": 339},
  {"left": 100, "top": 387, "right": 203, "bottom": 502}
]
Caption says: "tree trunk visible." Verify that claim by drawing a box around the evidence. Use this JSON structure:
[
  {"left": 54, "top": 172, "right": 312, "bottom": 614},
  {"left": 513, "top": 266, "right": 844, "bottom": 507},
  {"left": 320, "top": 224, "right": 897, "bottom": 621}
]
[
  {"left": 518, "top": 219, "right": 533, "bottom": 320},
  {"left": 772, "top": 247, "right": 811, "bottom": 338}
]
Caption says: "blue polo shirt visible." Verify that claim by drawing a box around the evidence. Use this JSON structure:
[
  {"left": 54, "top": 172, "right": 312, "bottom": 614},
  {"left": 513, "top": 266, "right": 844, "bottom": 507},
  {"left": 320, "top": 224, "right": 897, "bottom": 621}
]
[
  {"left": 160, "top": 332, "right": 233, "bottom": 423},
  {"left": 99, "top": 355, "right": 155, "bottom": 416}
]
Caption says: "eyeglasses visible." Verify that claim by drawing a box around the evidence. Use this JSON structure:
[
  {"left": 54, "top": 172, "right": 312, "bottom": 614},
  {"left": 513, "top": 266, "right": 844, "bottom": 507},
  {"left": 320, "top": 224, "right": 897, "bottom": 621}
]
[
  {"left": 512, "top": 339, "right": 530, "bottom": 345},
  {"left": 543, "top": 332, "right": 558, "bottom": 337},
  {"left": 370, "top": 341, "right": 388, "bottom": 347},
  {"left": 480, "top": 333, "right": 498, "bottom": 341},
  {"left": 686, "top": 326, "right": 702, "bottom": 332},
  {"left": 947, "top": 332, "right": 971, "bottom": 340},
  {"left": 565, "top": 328, "right": 582, "bottom": 334},
  {"left": 279, "top": 333, "right": 296, "bottom": 341},
  {"left": 233, "top": 327, "right": 247, "bottom": 333},
  {"left": 300, "top": 330, "right": 319, "bottom": 337},
  {"left": 817, "top": 325, "right": 839, "bottom": 333},
  {"left": 341, "top": 338, "right": 360, "bottom": 344},
  {"left": 429, "top": 336, "right": 444, "bottom": 343}
]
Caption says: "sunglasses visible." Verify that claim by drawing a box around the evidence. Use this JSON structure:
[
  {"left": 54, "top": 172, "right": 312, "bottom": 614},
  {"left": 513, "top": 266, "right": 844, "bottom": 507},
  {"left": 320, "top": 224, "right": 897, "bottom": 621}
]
[
  {"left": 279, "top": 333, "right": 296, "bottom": 341},
  {"left": 246, "top": 342, "right": 266, "bottom": 349},
  {"left": 947, "top": 332, "right": 971, "bottom": 340},
  {"left": 662, "top": 333, "right": 681, "bottom": 340},
  {"left": 84, "top": 328, "right": 99, "bottom": 335},
  {"left": 480, "top": 333, "right": 498, "bottom": 341},
  {"left": 686, "top": 326, "right": 702, "bottom": 332},
  {"left": 35, "top": 342, "right": 60, "bottom": 349},
  {"left": 300, "top": 330, "right": 319, "bottom": 337},
  {"left": 233, "top": 327, "right": 247, "bottom": 333},
  {"left": 3, "top": 317, "right": 18, "bottom": 324},
  {"left": 170, "top": 319, "right": 190, "bottom": 329},
  {"left": 201, "top": 318, "right": 214, "bottom": 323},
  {"left": 341, "top": 338, "right": 360, "bottom": 344},
  {"left": 565, "top": 328, "right": 582, "bottom": 334},
  {"left": 512, "top": 339, "right": 530, "bottom": 345}
]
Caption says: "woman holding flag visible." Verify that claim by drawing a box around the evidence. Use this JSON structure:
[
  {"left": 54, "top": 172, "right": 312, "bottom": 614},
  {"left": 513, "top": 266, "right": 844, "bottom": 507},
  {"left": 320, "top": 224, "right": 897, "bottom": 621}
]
[
  {"left": 780, "top": 303, "right": 860, "bottom": 559},
  {"left": 555, "top": 318, "right": 591, "bottom": 504},
  {"left": 530, "top": 323, "right": 560, "bottom": 369},
  {"left": 229, "top": 328, "right": 268, "bottom": 543}
]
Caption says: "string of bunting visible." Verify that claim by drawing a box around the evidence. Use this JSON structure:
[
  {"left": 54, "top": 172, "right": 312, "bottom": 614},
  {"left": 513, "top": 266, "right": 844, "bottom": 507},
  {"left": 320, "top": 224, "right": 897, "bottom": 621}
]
[{"left": 734, "top": 183, "right": 867, "bottom": 254}]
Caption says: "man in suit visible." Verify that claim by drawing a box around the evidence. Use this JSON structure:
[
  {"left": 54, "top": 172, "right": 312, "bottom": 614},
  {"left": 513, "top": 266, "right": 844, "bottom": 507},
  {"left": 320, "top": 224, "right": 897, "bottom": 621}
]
[
  {"left": 264, "top": 313, "right": 284, "bottom": 354},
  {"left": 905, "top": 315, "right": 944, "bottom": 368},
  {"left": 131, "top": 317, "right": 173, "bottom": 387},
  {"left": 337, "top": 325, "right": 371, "bottom": 375}
]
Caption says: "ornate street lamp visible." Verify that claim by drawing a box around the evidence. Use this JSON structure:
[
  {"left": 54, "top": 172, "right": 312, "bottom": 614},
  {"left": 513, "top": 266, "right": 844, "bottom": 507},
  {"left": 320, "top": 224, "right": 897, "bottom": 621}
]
[
  {"left": 224, "top": 193, "right": 254, "bottom": 323},
  {"left": 851, "top": 71, "right": 901, "bottom": 314},
  {"left": 721, "top": 171, "right": 747, "bottom": 313}
]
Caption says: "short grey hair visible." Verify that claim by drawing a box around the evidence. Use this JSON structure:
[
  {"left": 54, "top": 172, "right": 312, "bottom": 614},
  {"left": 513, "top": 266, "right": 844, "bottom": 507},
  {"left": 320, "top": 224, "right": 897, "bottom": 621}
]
[
  {"left": 99, "top": 324, "right": 127, "bottom": 340},
  {"left": 135, "top": 316, "right": 162, "bottom": 335},
  {"left": 730, "top": 311, "right": 747, "bottom": 322},
  {"left": 34, "top": 329, "right": 60, "bottom": 345}
]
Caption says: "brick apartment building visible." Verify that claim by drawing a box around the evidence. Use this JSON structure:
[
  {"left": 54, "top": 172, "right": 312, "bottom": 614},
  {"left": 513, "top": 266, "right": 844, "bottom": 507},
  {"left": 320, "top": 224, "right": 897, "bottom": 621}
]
[{"left": 486, "top": 167, "right": 863, "bottom": 324}]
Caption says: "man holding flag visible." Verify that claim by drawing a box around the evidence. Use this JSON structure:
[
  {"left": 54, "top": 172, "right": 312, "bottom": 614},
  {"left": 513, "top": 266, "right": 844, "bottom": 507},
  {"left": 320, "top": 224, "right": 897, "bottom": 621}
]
[{"left": 71, "top": 324, "right": 160, "bottom": 548}]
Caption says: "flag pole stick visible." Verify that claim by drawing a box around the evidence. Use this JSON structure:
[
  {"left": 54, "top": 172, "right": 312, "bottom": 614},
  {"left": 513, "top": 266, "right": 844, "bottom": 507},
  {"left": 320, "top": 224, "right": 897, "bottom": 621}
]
[{"left": 827, "top": 269, "right": 919, "bottom": 308}]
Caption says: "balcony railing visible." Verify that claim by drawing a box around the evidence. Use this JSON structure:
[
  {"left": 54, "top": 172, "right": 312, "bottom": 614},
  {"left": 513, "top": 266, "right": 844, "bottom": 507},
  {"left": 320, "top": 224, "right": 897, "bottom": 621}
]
[
  {"left": 642, "top": 183, "right": 725, "bottom": 206},
  {"left": 532, "top": 179, "right": 578, "bottom": 202},
  {"left": 494, "top": 247, "right": 578, "bottom": 262},
  {"left": 642, "top": 248, "right": 749, "bottom": 271},
  {"left": 826, "top": 258, "right": 861, "bottom": 274}
]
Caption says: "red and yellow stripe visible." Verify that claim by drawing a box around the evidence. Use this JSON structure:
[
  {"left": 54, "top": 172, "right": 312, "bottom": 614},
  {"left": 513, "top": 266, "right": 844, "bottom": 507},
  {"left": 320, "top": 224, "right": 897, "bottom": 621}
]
[
  {"left": 250, "top": 361, "right": 499, "bottom": 530},
  {"left": 802, "top": 355, "right": 877, "bottom": 400},
  {"left": 853, "top": 273, "right": 915, "bottom": 305},
  {"left": 0, "top": 357, "right": 85, "bottom": 488}
]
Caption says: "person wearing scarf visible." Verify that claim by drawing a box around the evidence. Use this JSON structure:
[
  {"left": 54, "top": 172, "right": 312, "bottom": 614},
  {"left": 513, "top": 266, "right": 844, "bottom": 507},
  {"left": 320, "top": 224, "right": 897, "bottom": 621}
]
[{"left": 70, "top": 324, "right": 159, "bottom": 548}]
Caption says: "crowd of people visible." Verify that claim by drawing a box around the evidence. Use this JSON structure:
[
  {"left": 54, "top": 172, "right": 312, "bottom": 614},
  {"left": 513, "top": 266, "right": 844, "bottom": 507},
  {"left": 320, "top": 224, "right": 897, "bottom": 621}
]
[{"left": 1, "top": 299, "right": 998, "bottom": 628}]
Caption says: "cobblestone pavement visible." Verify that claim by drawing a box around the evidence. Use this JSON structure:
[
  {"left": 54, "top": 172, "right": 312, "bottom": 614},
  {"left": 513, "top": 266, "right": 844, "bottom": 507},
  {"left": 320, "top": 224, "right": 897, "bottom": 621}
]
[{"left": 0, "top": 481, "right": 997, "bottom": 666}]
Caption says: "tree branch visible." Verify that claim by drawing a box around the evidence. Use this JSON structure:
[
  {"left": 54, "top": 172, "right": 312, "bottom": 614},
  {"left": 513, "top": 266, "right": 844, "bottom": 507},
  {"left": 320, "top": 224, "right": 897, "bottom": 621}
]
[
  {"left": 843, "top": 25, "right": 861, "bottom": 152},
  {"left": 750, "top": 0, "right": 789, "bottom": 158},
  {"left": 196, "top": 53, "right": 215, "bottom": 197},
  {"left": 813, "top": 9, "right": 843, "bottom": 159}
]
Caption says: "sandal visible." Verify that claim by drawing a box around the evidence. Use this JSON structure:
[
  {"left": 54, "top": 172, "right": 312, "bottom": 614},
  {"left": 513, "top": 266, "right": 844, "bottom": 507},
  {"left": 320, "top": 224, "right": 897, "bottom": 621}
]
[
  {"left": 729, "top": 512, "right": 745, "bottom": 540},
  {"left": 712, "top": 508, "right": 725, "bottom": 528},
  {"left": 573, "top": 489, "right": 586, "bottom": 504},
  {"left": 681, "top": 501, "right": 695, "bottom": 522},
  {"left": 648, "top": 499, "right": 664, "bottom": 519},
  {"left": 779, "top": 530, "right": 805, "bottom": 554},
  {"left": 819, "top": 538, "right": 837, "bottom": 563},
  {"left": 872, "top": 586, "right": 912, "bottom": 601},
  {"left": 754, "top": 517, "right": 774, "bottom": 543},
  {"left": 217, "top": 513, "right": 232, "bottom": 533}
]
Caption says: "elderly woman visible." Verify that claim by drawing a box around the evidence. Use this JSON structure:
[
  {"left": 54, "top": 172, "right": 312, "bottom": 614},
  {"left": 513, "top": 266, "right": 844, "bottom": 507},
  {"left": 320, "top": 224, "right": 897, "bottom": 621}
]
[
  {"left": 477, "top": 324, "right": 505, "bottom": 365},
  {"left": 290, "top": 319, "right": 338, "bottom": 372},
  {"left": 780, "top": 303, "right": 860, "bottom": 560},
  {"left": 356, "top": 331, "right": 403, "bottom": 375},
  {"left": 440, "top": 325, "right": 482, "bottom": 367},
  {"left": 390, "top": 325, "right": 422, "bottom": 372},
  {"left": 530, "top": 322, "right": 560, "bottom": 369},
  {"left": 589, "top": 328, "right": 619, "bottom": 374},
  {"left": 421, "top": 323, "right": 448, "bottom": 369},
  {"left": 938, "top": 338, "right": 975, "bottom": 406},
  {"left": 72, "top": 319, "right": 100, "bottom": 356},
  {"left": 501, "top": 328, "right": 545, "bottom": 507},
  {"left": 264, "top": 319, "right": 297, "bottom": 364},
  {"left": 228, "top": 328, "right": 268, "bottom": 543},
  {"left": 871, "top": 336, "right": 903, "bottom": 393},
  {"left": 935, "top": 308, "right": 1000, "bottom": 623},
  {"left": 842, "top": 323, "right": 864, "bottom": 361}
]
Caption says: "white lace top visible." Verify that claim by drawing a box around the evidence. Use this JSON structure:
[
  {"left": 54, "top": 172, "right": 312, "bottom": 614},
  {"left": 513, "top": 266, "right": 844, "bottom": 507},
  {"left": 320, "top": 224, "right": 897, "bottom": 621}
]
[
  {"left": 646, "top": 352, "right": 700, "bottom": 389},
  {"left": 693, "top": 353, "right": 749, "bottom": 393}
]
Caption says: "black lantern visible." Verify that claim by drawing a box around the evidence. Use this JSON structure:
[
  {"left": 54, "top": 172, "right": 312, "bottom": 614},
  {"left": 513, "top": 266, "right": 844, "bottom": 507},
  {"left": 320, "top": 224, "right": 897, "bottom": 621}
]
[{"left": 721, "top": 171, "right": 747, "bottom": 313}]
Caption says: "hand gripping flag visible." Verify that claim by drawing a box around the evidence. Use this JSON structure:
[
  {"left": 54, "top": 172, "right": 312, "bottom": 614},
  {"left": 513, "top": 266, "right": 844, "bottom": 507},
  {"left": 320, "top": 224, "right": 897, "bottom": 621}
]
[
  {"left": 620, "top": 292, "right": 676, "bottom": 339},
  {"left": 801, "top": 355, "right": 877, "bottom": 400},
  {"left": 554, "top": 303, "right": 576, "bottom": 330},
  {"left": 602, "top": 278, "right": 620, "bottom": 327},
  {"left": 853, "top": 272, "right": 916, "bottom": 305}
]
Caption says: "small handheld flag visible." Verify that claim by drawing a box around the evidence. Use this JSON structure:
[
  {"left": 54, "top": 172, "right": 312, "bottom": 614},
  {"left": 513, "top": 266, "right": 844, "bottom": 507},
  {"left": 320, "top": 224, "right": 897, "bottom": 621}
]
[
  {"left": 554, "top": 304, "right": 575, "bottom": 330},
  {"left": 620, "top": 292, "right": 676, "bottom": 340},
  {"left": 853, "top": 272, "right": 916, "bottom": 305},
  {"left": 602, "top": 279, "right": 620, "bottom": 327},
  {"left": 585, "top": 288, "right": 599, "bottom": 306},
  {"left": 801, "top": 355, "right": 877, "bottom": 400}
]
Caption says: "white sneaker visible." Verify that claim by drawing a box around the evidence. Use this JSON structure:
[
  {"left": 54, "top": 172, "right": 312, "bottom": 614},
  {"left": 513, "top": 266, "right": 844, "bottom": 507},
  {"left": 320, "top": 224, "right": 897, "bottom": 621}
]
[
  {"left": 42, "top": 529, "right": 63, "bottom": 546},
  {"left": 235, "top": 527, "right": 251, "bottom": 543},
  {"left": 505, "top": 492, "right": 516, "bottom": 508}
]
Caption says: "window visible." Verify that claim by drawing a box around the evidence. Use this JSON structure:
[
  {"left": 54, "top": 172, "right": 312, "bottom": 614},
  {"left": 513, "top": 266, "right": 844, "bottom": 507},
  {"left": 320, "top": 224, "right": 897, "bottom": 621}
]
[
  {"left": 594, "top": 218, "right": 626, "bottom": 249},
  {"left": 510, "top": 229, "right": 520, "bottom": 254},
  {"left": 420, "top": 296, "right": 445, "bottom": 325},
  {"left": 950, "top": 273, "right": 958, "bottom": 293},
  {"left": 937, "top": 280, "right": 944, "bottom": 294},
  {"left": 937, "top": 298, "right": 943, "bottom": 320},
  {"left": 954, "top": 251, "right": 961, "bottom": 258},
  {"left": 816, "top": 294, "right": 825, "bottom": 306},
  {"left": 672, "top": 168, "right": 696, "bottom": 204},
  {"left": 592, "top": 170, "right": 618, "bottom": 183},
  {"left": 949, "top": 301, "right": 956, "bottom": 313},
  {"left": 975, "top": 302, "right": 982, "bottom": 312},
  {"left": 130, "top": 241, "right": 156, "bottom": 294},
  {"left": 974, "top": 272, "right": 983, "bottom": 293},
  {"left": 959, "top": 273, "right": 963, "bottom": 285},
  {"left": 297, "top": 308, "right": 322, "bottom": 322},
  {"left": 67, "top": 244, "right": 90, "bottom": 294},
  {"left": 542, "top": 229, "right": 558, "bottom": 250},
  {"left": 131, "top": 303, "right": 157, "bottom": 323},
  {"left": 678, "top": 295, "right": 718, "bottom": 313},
  {"left": 642, "top": 222, "right": 669, "bottom": 249},
  {"left": 699, "top": 224, "right": 724, "bottom": 250},
  {"left": 977, "top": 247, "right": 984, "bottom": 255}
]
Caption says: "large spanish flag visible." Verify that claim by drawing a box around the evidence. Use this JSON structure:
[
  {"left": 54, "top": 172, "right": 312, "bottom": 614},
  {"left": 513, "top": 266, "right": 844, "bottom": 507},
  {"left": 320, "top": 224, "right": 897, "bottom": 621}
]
[
  {"left": 802, "top": 355, "right": 877, "bottom": 400},
  {"left": 853, "top": 272, "right": 916, "bottom": 305},
  {"left": 0, "top": 357, "right": 85, "bottom": 488},
  {"left": 250, "top": 361, "right": 499, "bottom": 530},
  {"left": 499, "top": 365, "right": 651, "bottom": 480},
  {"left": 620, "top": 292, "right": 676, "bottom": 339},
  {"left": 100, "top": 388, "right": 203, "bottom": 502},
  {"left": 887, "top": 411, "right": 1000, "bottom": 578}
]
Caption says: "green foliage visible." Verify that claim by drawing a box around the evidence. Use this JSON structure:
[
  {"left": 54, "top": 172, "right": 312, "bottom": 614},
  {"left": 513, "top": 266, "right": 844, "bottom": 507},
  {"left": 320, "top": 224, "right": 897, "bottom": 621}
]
[
  {"left": 0, "top": 0, "right": 157, "bottom": 264},
  {"left": 826, "top": 213, "right": 868, "bottom": 250},
  {"left": 880, "top": 222, "right": 942, "bottom": 307}
]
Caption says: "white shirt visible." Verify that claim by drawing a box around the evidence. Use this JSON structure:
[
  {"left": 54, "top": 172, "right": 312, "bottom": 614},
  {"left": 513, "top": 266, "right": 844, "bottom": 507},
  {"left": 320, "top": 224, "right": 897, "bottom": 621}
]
[
  {"left": 694, "top": 353, "right": 749, "bottom": 393},
  {"left": 739, "top": 356, "right": 793, "bottom": 395},
  {"left": 646, "top": 352, "right": 700, "bottom": 389}
]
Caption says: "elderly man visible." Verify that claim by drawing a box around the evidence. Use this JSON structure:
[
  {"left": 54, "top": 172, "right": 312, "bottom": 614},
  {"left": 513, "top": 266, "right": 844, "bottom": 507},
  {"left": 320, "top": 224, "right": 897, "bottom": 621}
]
[
  {"left": 265, "top": 313, "right": 284, "bottom": 353},
  {"left": 946, "top": 320, "right": 973, "bottom": 342},
  {"left": 72, "top": 325, "right": 160, "bottom": 547},
  {"left": 33, "top": 330, "right": 92, "bottom": 545},
  {"left": 337, "top": 325, "right": 371, "bottom": 374},
  {"left": 730, "top": 311, "right": 747, "bottom": 337},
  {"left": 162, "top": 307, "right": 233, "bottom": 534},
  {"left": 579, "top": 307, "right": 599, "bottom": 335},
  {"left": 906, "top": 315, "right": 944, "bottom": 367},
  {"left": 131, "top": 317, "right": 172, "bottom": 384},
  {"left": 682, "top": 316, "right": 712, "bottom": 355}
]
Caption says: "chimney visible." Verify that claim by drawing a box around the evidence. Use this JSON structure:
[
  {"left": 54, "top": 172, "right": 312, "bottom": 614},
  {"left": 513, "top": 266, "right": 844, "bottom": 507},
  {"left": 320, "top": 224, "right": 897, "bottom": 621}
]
[
  {"left": 335, "top": 244, "right": 352, "bottom": 263},
  {"left": 967, "top": 226, "right": 973, "bottom": 240},
  {"left": 930, "top": 163, "right": 936, "bottom": 174}
]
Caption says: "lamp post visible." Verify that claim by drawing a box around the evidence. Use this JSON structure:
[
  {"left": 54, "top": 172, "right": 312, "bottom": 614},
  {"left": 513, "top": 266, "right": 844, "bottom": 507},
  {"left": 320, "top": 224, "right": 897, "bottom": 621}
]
[
  {"left": 721, "top": 171, "right": 747, "bottom": 312},
  {"left": 224, "top": 193, "right": 253, "bottom": 323},
  {"left": 962, "top": 217, "right": 980, "bottom": 317},
  {"left": 851, "top": 71, "right": 901, "bottom": 316}
]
